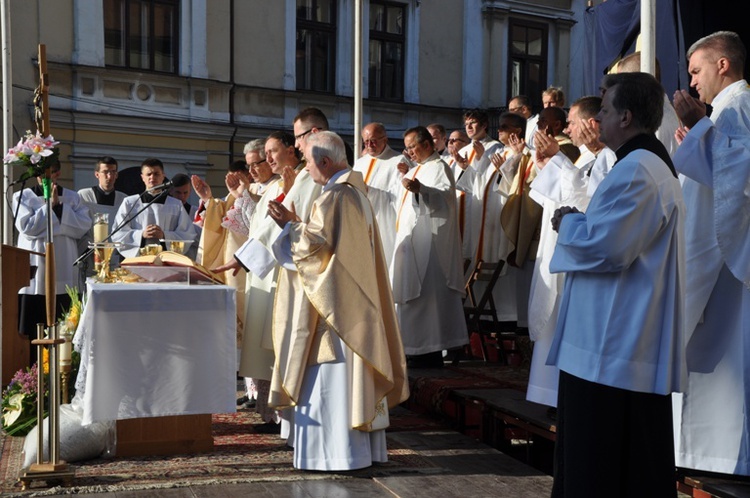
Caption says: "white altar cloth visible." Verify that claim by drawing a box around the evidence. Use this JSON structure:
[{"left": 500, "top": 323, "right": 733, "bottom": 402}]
[{"left": 73, "top": 281, "right": 237, "bottom": 425}]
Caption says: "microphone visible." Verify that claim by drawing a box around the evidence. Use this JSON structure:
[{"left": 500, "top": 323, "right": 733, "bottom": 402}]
[
  {"left": 9, "top": 166, "right": 46, "bottom": 186},
  {"left": 144, "top": 179, "right": 174, "bottom": 193}
]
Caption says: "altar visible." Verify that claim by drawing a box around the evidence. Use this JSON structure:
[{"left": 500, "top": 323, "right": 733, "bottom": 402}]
[{"left": 73, "top": 281, "right": 237, "bottom": 456}]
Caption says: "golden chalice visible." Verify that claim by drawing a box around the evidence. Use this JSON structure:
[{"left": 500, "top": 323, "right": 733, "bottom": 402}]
[
  {"left": 89, "top": 242, "right": 120, "bottom": 282},
  {"left": 160, "top": 239, "right": 193, "bottom": 255}
]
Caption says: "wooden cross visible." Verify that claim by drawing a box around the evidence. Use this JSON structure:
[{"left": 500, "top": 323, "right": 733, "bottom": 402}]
[{"left": 33, "top": 44, "right": 50, "bottom": 137}]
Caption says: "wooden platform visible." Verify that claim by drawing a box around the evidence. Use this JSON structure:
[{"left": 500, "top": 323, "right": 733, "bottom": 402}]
[{"left": 115, "top": 414, "right": 213, "bottom": 457}]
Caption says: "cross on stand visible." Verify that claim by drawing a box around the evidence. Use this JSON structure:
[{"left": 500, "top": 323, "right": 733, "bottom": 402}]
[{"left": 19, "top": 44, "right": 75, "bottom": 490}]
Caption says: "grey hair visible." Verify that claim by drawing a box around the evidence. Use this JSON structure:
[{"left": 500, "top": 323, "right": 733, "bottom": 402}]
[
  {"left": 306, "top": 131, "right": 347, "bottom": 166},
  {"left": 243, "top": 138, "right": 266, "bottom": 158}
]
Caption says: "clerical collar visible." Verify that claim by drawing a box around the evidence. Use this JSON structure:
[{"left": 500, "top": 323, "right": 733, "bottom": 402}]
[
  {"left": 140, "top": 191, "right": 168, "bottom": 204},
  {"left": 93, "top": 185, "right": 117, "bottom": 206},
  {"left": 614, "top": 133, "right": 677, "bottom": 178}
]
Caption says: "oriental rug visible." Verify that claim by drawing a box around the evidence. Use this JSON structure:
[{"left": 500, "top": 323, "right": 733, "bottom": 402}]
[{"left": 0, "top": 407, "right": 446, "bottom": 497}]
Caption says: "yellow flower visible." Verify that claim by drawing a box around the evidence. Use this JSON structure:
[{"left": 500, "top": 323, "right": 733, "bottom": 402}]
[{"left": 42, "top": 348, "right": 49, "bottom": 375}]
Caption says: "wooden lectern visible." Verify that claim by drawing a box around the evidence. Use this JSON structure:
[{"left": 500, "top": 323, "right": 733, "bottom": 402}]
[{"left": 2, "top": 244, "right": 34, "bottom": 385}]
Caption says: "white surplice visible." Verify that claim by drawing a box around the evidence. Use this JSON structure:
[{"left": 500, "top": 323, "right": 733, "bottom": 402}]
[
  {"left": 14, "top": 187, "right": 92, "bottom": 295},
  {"left": 673, "top": 80, "right": 750, "bottom": 475},
  {"left": 77, "top": 187, "right": 127, "bottom": 271},
  {"left": 352, "top": 145, "right": 404, "bottom": 265},
  {"left": 111, "top": 193, "right": 197, "bottom": 258},
  {"left": 525, "top": 147, "right": 618, "bottom": 406},
  {"left": 390, "top": 152, "right": 468, "bottom": 355},
  {"left": 547, "top": 143, "right": 686, "bottom": 397}
]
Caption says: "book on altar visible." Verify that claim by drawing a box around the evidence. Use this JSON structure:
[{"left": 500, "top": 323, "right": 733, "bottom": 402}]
[{"left": 120, "top": 251, "right": 225, "bottom": 285}]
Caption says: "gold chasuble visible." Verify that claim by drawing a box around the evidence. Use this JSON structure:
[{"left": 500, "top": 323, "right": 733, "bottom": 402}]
[
  {"left": 270, "top": 170, "right": 409, "bottom": 431},
  {"left": 197, "top": 195, "right": 247, "bottom": 343}
]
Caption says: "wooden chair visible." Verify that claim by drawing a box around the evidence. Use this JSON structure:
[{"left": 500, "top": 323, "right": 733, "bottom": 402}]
[{"left": 460, "top": 259, "right": 517, "bottom": 364}]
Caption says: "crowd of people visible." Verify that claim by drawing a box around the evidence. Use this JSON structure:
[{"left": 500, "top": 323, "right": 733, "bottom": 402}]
[{"left": 10, "top": 29, "right": 749, "bottom": 494}]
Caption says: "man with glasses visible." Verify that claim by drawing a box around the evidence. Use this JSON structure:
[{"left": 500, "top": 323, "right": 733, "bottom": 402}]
[
  {"left": 352, "top": 122, "right": 404, "bottom": 265},
  {"left": 427, "top": 123, "right": 450, "bottom": 160},
  {"left": 391, "top": 126, "right": 468, "bottom": 369},
  {"left": 78, "top": 156, "right": 127, "bottom": 272}
]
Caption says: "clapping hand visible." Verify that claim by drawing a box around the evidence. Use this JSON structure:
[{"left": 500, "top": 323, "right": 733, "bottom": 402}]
[
  {"left": 508, "top": 133, "right": 525, "bottom": 155},
  {"left": 534, "top": 131, "right": 559, "bottom": 168},
  {"left": 281, "top": 166, "right": 297, "bottom": 194},
  {"left": 191, "top": 175, "right": 211, "bottom": 202},
  {"left": 268, "top": 200, "right": 299, "bottom": 228},
  {"left": 673, "top": 89, "right": 706, "bottom": 129}
]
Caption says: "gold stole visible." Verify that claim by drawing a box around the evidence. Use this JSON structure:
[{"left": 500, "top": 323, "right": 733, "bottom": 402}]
[{"left": 395, "top": 163, "right": 423, "bottom": 231}]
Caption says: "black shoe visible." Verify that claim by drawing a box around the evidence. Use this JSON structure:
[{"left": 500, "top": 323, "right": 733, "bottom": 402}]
[
  {"left": 237, "top": 395, "right": 249, "bottom": 406},
  {"left": 406, "top": 351, "right": 445, "bottom": 369},
  {"left": 253, "top": 422, "right": 281, "bottom": 434}
]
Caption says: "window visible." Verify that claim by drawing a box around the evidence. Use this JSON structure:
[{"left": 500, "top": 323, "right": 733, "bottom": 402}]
[
  {"left": 296, "top": 0, "right": 336, "bottom": 93},
  {"left": 368, "top": 1, "right": 405, "bottom": 100},
  {"left": 508, "top": 19, "right": 547, "bottom": 110},
  {"left": 104, "top": 0, "right": 179, "bottom": 73}
]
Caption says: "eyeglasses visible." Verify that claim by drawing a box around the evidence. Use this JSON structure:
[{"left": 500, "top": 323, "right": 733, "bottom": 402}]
[
  {"left": 508, "top": 106, "right": 524, "bottom": 113},
  {"left": 248, "top": 159, "right": 267, "bottom": 169},
  {"left": 294, "top": 129, "right": 313, "bottom": 141},
  {"left": 448, "top": 138, "right": 467, "bottom": 144}
]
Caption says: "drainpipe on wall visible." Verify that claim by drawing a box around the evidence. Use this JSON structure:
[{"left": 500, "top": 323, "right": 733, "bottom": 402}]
[{"left": 228, "top": 0, "right": 238, "bottom": 165}]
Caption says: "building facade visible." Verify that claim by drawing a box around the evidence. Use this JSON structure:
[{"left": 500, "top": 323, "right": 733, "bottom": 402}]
[{"left": 2, "top": 0, "right": 582, "bottom": 206}]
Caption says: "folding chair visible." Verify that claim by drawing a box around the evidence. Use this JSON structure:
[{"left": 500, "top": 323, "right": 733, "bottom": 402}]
[{"left": 459, "top": 259, "right": 517, "bottom": 364}]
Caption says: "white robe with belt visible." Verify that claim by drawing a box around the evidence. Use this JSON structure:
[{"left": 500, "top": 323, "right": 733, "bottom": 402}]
[
  {"left": 456, "top": 139, "right": 517, "bottom": 322},
  {"left": 353, "top": 145, "right": 404, "bottom": 266},
  {"left": 673, "top": 80, "right": 750, "bottom": 475}
]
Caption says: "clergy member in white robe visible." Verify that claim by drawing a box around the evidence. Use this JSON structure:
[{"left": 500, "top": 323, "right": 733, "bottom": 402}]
[
  {"left": 111, "top": 158, "right": 196, "bottom": 259},
  {"left": 268, "top": 131, "right": 408, "bottom": 471},
  {"left": 670, "top": 31, "right": 750, "bottom": 476},
  {"left": 353, "top": 122, "right": 404, "bottom": 265},
  {"left": 525, "top": 96, "right": 616, "bottom": 408},
  {"left": 14, "top": 164, "right": 92, "bottom": 364},
  {"left": 391, "top": 126, "right": 467, "bottom": 366},
  {"left": 455, "top": 110, "right": 515, "bottom": 324},
  {"left": 220, "top": 131, "right": 322, "bottom": 436},
  {"left": 547, "top": 72, "right": 686, "bottom": 496},
  {"left": 77, "top": 156, "right": 126, "bottom": 273}
]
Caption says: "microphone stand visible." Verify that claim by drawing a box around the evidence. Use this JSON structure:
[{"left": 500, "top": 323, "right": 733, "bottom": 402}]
[{"left": 73, "top": 188, "right": 170, "bottom": 268}]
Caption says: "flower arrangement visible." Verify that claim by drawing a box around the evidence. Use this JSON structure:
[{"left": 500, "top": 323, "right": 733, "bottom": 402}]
[
  {"left": 3, "top": 130, "right": 60, "bottom": 183},
  {"left": 1, "top": 286, "right": 84, "bottom": 437},
  {"left": 1, "top": 363, "right": 44, "bottom": 437},
  {"left": 60, "top": 285, "right": 84, "bottom": 382}
]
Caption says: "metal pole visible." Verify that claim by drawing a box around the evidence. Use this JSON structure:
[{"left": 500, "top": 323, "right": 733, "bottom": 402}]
[
  {"left": 353, "top": 0, "right": 362, "bottom": 158},
  {"left": 640, "top": 0, "right": 656, "bottom": 76},
  {"left": 1, "top": 0, "right": 13, "bottom": 244}
]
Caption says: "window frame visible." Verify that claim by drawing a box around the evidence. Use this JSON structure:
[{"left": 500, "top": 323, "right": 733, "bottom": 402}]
[
  {"left": 295, "top": 0, "right": 338, "bottom": 93},
  {"left": 104, "top": 0, "right": 180, "bottom": 74},
  {"left": 507, "top": 17, "right": 548, "bottom": 111},
  {"left": 367, "top": 0, "right": 406, "bottom": 102}
]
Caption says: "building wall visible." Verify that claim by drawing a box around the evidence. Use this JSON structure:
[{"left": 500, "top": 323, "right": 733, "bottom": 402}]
[{"left": 1, "top": 0, "right": 581, "bottom": 201}]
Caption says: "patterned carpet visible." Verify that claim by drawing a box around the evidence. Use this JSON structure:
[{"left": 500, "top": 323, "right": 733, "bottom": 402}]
[{"left": 0, "top": 407, "right": 446, "bottom": 496}]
